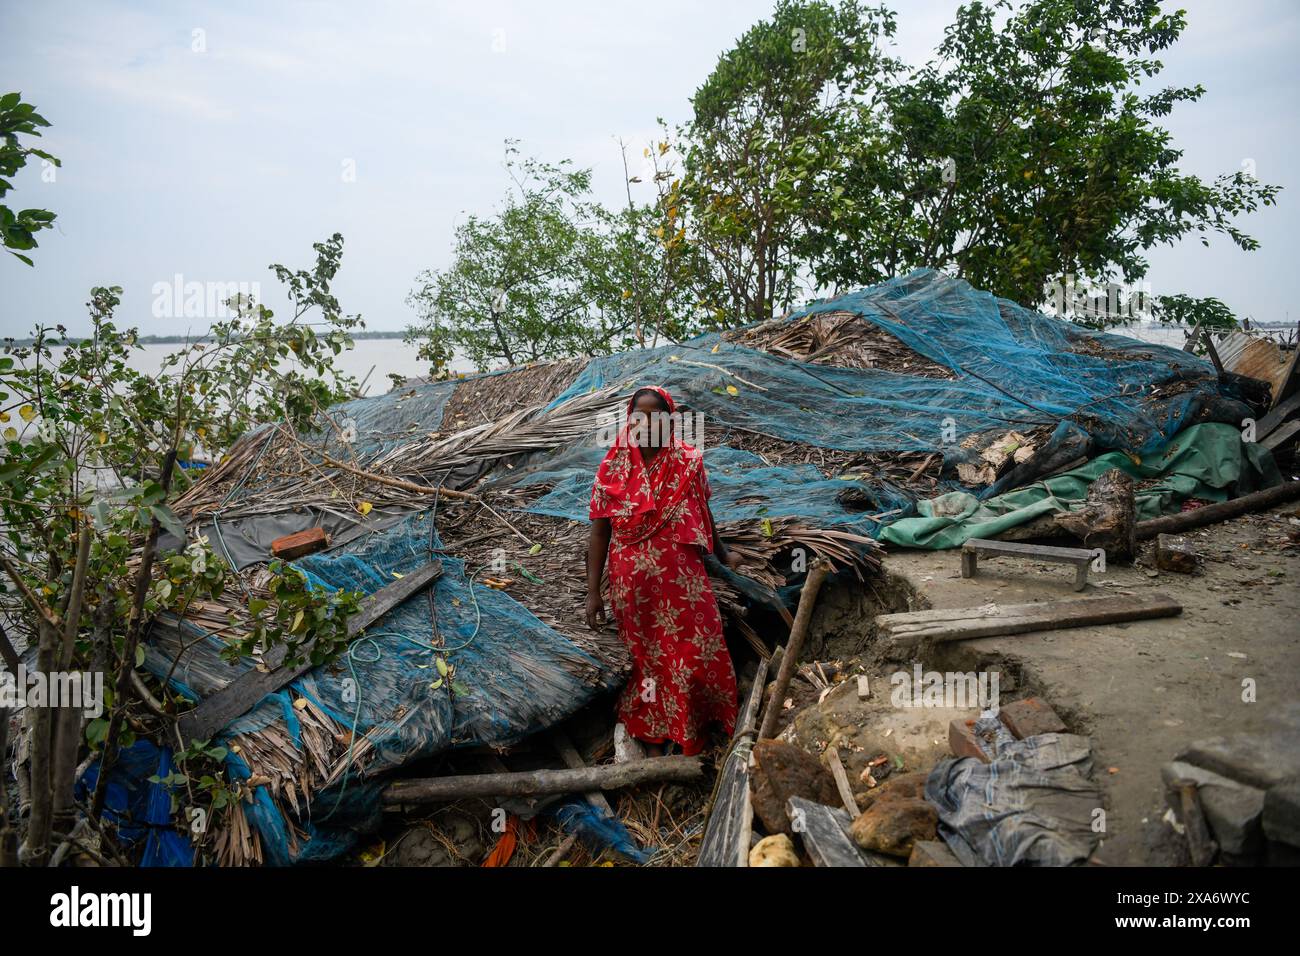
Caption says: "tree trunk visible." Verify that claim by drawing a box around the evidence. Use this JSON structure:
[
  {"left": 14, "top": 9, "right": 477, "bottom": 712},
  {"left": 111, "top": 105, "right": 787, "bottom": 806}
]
[{"left": 1052, "top": 467, "right": 1136, "bottom": 561}]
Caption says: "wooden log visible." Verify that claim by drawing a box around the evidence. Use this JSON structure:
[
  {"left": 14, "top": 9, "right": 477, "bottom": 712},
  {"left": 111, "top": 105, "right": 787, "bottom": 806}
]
[
  {"left": 877, "top": 593, "right": 1182, "bottom": 649},
  {"left": 381, "top": 755, "right": 703, "bottom": 803},
  {"left": 696, "top": 654, "right": 772, "bottom": 867},
  {"left": 1134, "top": 481, "right": 1300, "bottom": 540},
  {"left": 1052, "top": 467, "right": 1136, "bottom": 562},
  {"left": 551, "top": 729, "right": 616, "bottom": 819},
  {"left": 178, "top": 560, "right": 443, "bottom": 743},
  {"left": 758, "top": 560, "right": 832, "bottom": 741}
]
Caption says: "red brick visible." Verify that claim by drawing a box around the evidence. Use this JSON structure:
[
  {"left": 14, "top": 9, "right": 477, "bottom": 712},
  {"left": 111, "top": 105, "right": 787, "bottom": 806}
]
[
  {"left": 948, "top": 718, "right": 993, "bottom": 763},
  {"left": 998, "top": 698, "right": 1066, "bottom": 739},
  {"left": 271, "top": 527, "right": 329, "bottom": 560}
]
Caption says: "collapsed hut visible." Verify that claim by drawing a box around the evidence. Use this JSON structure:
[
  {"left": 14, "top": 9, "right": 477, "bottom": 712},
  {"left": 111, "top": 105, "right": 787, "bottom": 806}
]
[{"left": 133, "top": 268, "right": 1285, "bottom": 865}]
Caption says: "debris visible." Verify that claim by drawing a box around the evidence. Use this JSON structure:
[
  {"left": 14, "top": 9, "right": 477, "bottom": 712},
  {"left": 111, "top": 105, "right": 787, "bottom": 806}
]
[
  {"left": 1052, "top": 467, "right": 1136, "bottom": 561},
  {"left": 1173, "top": 779, "right": 1219, "bottom": 867},
  {"left": 1161, "top": 761, "right": 1264, "bottom": 861},
  {"left": 948, "top": 718, "right": 996, "bottom": 763},
  {"left": 748, "top": 833, "right": 800, "bottom": 867},
  {"left": 823, "top": 745, "right": 860, "bottom": 816},
  {"left": 1136, "top": 481, "right": 1300, "bottom": 540},
  {"left": 381, "top": 756, "right": 704, "bottom": 803},
  {"left": 1263, "top": 777, "right": 1300, "bottom": 850},
  {"left": 758, "top": 559, "right": 832, "bottom": 740},
  {"left": 786, "top": 796, "right": 900, "bottom": 868},
  {"left": 749, "top": 740, "right": 840, "bottom": 838},
  {"left": 270, "top": 527, "right": 330, "bottom": 560},
  {"left": 850, "top": 796, "right": 938, "bottom": 858},
  {"left": 908, "top": 839, "right": 963, "bottom": 867},
  {"left": 697, "top": 654, "right": 772, "bottom": 868},
  {"left": 178, "top": 560, "right": 445, "bottom": 743},
  {"left": 1154, "top": 533, "right": 1200, "bottom": 573}
]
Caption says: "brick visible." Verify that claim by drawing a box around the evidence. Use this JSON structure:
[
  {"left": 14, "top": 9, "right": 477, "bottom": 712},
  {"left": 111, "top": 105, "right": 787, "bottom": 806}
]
[
  {"left": 1154, "top": 533, "right": 1199, "bottom": 573},
  {"left": 1162, "top": 761, "right": 1265, "bottom": 860},
  {"left": 998, "top": 697, "right": 1067, "bottom": 739},
  {"left": 908, "top": 840, "right": 963, "bottom": 867},
  {"left": 948, "top": 717, "right": 994, "bottom": 763},
  {"left": 271, "top": 527, "right": 329, "bottom": 560}
]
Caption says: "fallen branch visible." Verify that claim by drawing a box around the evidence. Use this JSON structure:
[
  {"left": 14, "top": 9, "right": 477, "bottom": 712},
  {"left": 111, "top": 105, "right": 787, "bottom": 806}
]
[
  {"left": 1135, "top": 481, "right": 1300, "bottom": 540},
  {"left": 381, "top": 755, "right": 702, "bottom": 803}
]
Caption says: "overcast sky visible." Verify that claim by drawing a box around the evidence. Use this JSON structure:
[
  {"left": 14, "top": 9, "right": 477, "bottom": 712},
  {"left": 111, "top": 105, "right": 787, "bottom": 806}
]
[{"left": 1, "top": 0, "right": 1297, "bottom": 338}]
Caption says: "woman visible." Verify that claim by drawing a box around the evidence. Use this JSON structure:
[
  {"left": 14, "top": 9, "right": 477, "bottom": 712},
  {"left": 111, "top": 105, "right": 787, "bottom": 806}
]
[{"left": 585, "top": 386, "right": 740, "bottom": 757}]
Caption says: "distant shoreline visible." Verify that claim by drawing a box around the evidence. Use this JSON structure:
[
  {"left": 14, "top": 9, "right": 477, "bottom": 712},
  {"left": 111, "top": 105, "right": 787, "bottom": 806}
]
[{"left": 2, "top": 329, "right": 410, "bottom": 347}]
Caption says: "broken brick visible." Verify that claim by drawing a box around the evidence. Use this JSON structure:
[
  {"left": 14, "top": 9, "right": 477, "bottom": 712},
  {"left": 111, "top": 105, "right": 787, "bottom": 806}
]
[
  {"left": 271, "top": 527, "right": 329, "bottom": 560},
  {"left": 998, "top": 697, "right": 1067, "bottom": 739},
  {"left": 948, "top": 717, "right": 994, "bottom": 763}
]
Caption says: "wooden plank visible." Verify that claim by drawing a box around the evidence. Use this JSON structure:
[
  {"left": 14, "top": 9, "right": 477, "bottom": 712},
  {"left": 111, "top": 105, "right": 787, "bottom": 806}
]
[
  {"left": 824, "top": 745, "right": 860, "bottom": 817},
  {"left": 551, "top": 729, "right": 616, "bottom": 818},
  {"left": 1261, "top": 420, "right": 1300, "bottom": 452},
  {"left": 877, "top": 592, "right": 1182, "bottom": 648},
  {"left": 178, "top": 560, "right": 443, "bottom": 742},
  {"left": 697, "top": 655, "right": 771, "bottom": 867},
  {"left": 964, "top": 538, "right": 1094, "bottom": 563},
  {"left": 381, "top": 755, "right": 703, "bottom": 803},
  {"left": 787, "top": 796, "right": 896, "bottom": 867},
  {"left": 1256, "top": 389, "right": 1300, "bottom": 439}
]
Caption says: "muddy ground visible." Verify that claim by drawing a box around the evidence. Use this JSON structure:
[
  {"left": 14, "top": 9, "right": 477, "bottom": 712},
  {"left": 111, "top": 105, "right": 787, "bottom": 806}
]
[{"left": 791, "top": 504, "right": 1300, "bottom": 865}]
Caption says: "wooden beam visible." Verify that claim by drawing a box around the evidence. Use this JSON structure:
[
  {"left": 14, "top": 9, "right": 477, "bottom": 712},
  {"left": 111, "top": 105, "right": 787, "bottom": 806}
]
[
  {"left": 1135, "top": 481, "right": 1300, "bottom": 540},
  {"left": 1256, "top": 390, "right": 1300, "bottom": 439},
  {"left": 758, "top": 560, "right": 832, "bottom": 741},
  {"left": 697, "top": 655, "right": 772, "bottom": 867},
  {"left": 178, "top": 560, "right": 443, "bottom": 743},
  {"left": 1261, "top": 420, "right": 1300, "bottom": 452},
  {"left": 381, "top": 755, "right": 703, "bottom": 803},
  {"left": 877, "top": 592, "right": 1182, "bottom": 649}
]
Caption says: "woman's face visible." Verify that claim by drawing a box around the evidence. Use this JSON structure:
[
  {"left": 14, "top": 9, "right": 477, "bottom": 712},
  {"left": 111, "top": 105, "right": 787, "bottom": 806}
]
[{"left": 628, "top": 392, "right": 671, "bottom": 449}]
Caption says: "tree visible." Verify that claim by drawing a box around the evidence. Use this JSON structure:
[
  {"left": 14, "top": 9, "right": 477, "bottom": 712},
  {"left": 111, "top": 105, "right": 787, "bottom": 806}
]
[
  {"left": 0, "top": 235, "right": 366, "bottom": 865},
  {"left": 804, "top": 0, "right": 1281, "bottom": 325},
  {"left": 406, "top": 144, "right": 635, "bottom": 373},
  {"left": 682, "top": 0, "right": 900, "bottom": 326},
  {"left": 0, "top": 92, "right": 60, "bottom": 265}
]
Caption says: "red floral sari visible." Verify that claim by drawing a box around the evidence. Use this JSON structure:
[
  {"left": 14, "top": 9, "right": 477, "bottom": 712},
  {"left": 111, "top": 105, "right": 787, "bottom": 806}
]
[{"left": 589, "top": 388, "right": 737, "bottom": 755}]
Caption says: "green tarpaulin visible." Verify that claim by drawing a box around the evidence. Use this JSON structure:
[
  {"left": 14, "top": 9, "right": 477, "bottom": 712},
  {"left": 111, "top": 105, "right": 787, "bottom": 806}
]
[{"left": 879, "top": 423, "right": 1282, "bottom": 550}]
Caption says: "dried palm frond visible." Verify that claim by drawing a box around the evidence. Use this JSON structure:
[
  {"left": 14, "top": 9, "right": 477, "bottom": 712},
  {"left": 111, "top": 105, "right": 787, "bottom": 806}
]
[{"left": 728, "top": 310, "right": 954, "bottom": 379}]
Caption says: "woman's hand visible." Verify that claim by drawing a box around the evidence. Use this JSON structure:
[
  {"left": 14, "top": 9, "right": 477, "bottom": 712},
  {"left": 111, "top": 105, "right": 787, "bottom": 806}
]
[
  {"left": 585, "top": 591, "right": 607, "bottom": 630},
  {"left": 723, "top": 551, "right": 745, "bottom": 572}
]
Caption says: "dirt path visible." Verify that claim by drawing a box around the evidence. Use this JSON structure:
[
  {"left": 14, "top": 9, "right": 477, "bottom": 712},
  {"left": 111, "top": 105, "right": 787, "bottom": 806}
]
[{"left": 803, "top": 505, "right": 1300, "bottom": 865}]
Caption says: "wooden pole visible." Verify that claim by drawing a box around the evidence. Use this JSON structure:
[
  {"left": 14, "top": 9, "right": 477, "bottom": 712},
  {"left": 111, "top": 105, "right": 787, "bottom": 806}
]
[
  {"left": 1135, "top": 481, "right": 1300, "bottom": 540},
  {"left": 758, "top": 559, "right": 831, "bottom": 741},
  {"left": 381, "top": 755, "right": 702, "bottom": 804}
]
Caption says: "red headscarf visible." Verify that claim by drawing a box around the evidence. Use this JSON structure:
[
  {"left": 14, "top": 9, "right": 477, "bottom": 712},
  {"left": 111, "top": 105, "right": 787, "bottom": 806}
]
[{"left": 588, "top": 387, "right": 712, "bottom": 548}]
